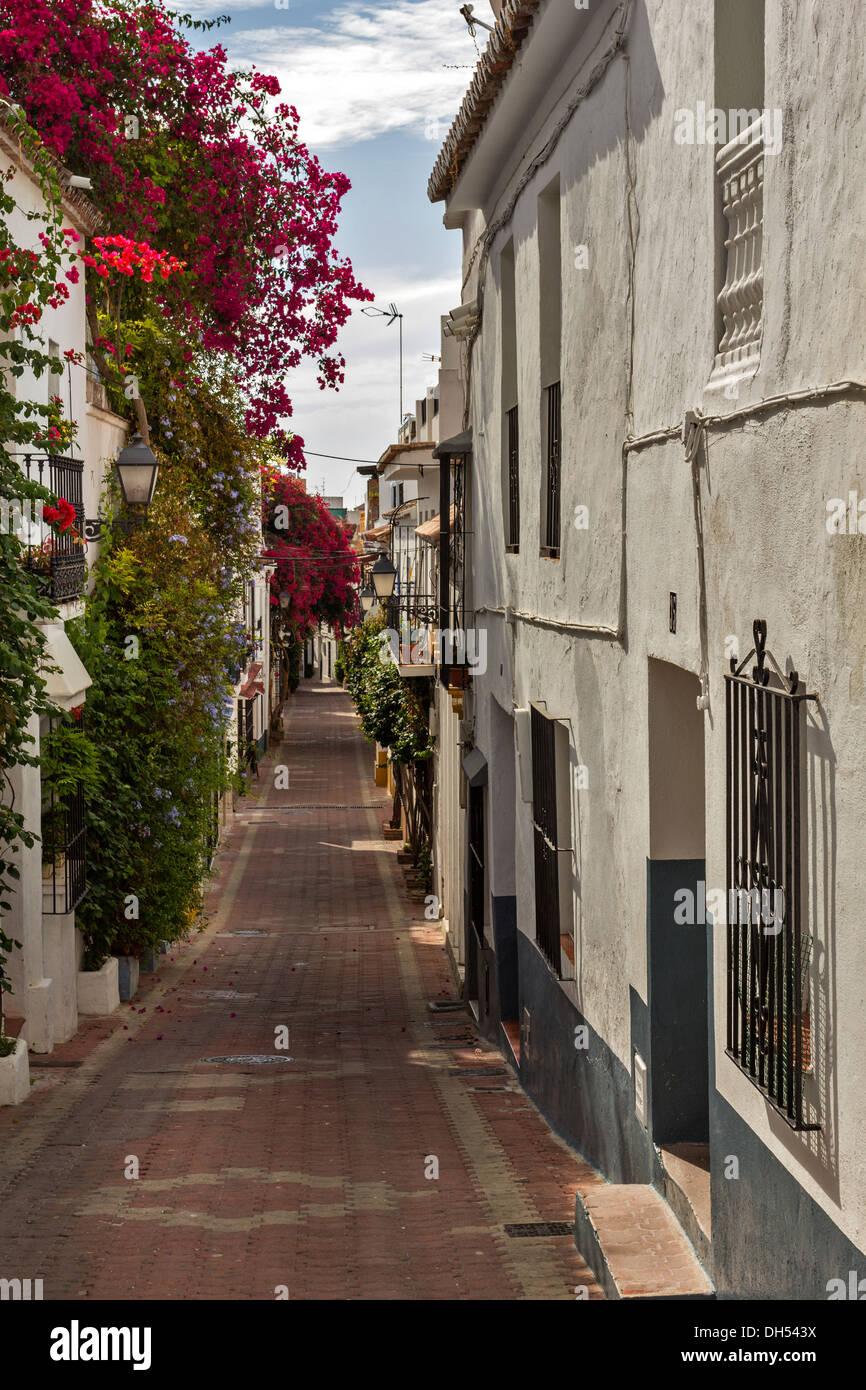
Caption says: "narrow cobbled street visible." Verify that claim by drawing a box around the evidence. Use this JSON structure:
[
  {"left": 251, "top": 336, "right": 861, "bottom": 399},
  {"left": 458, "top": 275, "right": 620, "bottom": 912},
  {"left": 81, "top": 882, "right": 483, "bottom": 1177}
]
[{"left": 0, "top": 681, "right": 600, "bottom": 1300}]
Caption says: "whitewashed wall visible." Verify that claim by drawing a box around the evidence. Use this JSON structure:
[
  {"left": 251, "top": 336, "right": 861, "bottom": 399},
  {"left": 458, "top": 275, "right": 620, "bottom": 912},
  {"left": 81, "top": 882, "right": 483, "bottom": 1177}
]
[{"left": 446, "top": 0, "right": 866, "bottom": 1255}]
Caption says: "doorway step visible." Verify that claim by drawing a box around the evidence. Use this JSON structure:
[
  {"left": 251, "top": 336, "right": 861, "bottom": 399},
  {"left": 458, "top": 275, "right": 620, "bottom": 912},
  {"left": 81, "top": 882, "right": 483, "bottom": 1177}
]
[
  {"left": 500, "top": 1019, "right": 521, "bottom": 1067},
  {"left": 573, "top": 1181, "right": 714, "bottom": 1300},
  {"left": 655, "top": 1142, "right": 711, "bottom": 1272}
]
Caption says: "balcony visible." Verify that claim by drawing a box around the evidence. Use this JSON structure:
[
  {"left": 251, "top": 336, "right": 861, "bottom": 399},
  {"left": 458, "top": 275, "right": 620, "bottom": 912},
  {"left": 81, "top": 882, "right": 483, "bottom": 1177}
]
[
  {"left": 714, "top": 117, "right": 764, "bottom": 380},
  {"left": 16, "top": 453, "right": 87, "bottom": 603},
  {"left": 385, "top": 592, "right": 438, "bottom": 677}
]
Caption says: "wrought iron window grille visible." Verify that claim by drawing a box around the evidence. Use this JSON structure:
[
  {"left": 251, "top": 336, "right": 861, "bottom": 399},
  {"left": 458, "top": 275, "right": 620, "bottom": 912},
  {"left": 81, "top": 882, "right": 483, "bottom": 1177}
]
[
  {"left": 542, "top": 382, "right": 561, "bottom": 556},
  {"left": 438, "top": 451, "right": 467, "bottom": 687},
  {"left": 41, "top": 719, "right": 88, "bottom": 916},
  {"left": 531, "top": 703, "right": 562, "bottom": 972},
  {"left": 506, "top": 404, "right": 520, "bottom": 551},
  {"left": 725, "top": 619, "right": 820, "bottom": 1131}
]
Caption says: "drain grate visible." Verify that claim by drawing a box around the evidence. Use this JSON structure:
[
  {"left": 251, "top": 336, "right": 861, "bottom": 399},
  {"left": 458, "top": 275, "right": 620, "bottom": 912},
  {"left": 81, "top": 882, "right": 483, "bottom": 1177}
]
[
  {"left": 223, "top": 930, "right": 270, "bottom": 937},
  {"left": 180, "top": 989, "right": 256, "bottom": 1001},
  {"left": 447, "top": 1067, "right": 508, "bottom": 1077},
  {"left": 504, "top": 1222, "right": 573, "bottom": 1238},
  {"left": 201, "top": 1055, "right": 292, "bottom": 1065}
]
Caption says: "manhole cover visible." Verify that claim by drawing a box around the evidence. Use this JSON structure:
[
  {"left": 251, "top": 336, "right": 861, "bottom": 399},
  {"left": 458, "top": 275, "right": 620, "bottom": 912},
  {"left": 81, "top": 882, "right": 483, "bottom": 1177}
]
[
  {"left": 504, "top": 1222, "right": 573, "bottom": 1238},
  {"left": 201, "top": 1055, "right": 293, "bottom": 1065}
]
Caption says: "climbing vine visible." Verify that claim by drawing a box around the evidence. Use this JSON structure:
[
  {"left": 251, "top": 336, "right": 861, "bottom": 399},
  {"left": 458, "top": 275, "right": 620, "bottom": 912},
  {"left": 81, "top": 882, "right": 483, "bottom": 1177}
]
[
  {"left": 342, "top": 613, "right": 433, "bottom": 765},
  {"left": 67, "top": 371, "right": 265, "bottom": 968}
]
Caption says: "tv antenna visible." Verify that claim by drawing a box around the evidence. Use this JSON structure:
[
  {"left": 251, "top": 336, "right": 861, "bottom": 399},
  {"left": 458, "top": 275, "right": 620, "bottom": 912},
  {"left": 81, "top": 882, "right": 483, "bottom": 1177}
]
[{"left": 460, "top": 5, "right": 495, "bottom": 39}]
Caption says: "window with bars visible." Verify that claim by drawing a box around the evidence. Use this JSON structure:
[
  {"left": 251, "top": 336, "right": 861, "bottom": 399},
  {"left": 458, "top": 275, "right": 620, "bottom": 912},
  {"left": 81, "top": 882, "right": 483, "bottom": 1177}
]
[
  {"left": 506, "top": 405, "right": 520, "bottom": 551},
  {"left": 530, "top": 703, "right": 572, "bottom": 972},
  {"left": 542, "top": 381, "right": 561, "bottom": 556},
  {"left": 468, "top": 784, "right": 485, "bottom": 948},
  {"left": 237, "top": 696, "right": 255, "bottom": 770},
  {"left": 725, "top": 621, "right": 819, "bottom": 1131},
  {"left": 41, "top": 719, "right": 88, "bottom": 915}
]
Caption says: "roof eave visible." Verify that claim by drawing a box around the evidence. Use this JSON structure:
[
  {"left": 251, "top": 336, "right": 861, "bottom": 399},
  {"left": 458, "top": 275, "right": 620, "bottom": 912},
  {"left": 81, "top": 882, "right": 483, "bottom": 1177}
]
[{"left": 428, "top": 0, "right": 543, "bottom": 205}]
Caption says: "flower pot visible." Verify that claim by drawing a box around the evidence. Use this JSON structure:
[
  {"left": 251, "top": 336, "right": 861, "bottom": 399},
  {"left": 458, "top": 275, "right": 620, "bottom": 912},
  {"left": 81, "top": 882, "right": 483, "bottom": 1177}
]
[
  {"left": 77, "top": 957, "right": 120, "bottom": 1016},
  {"left": 140, "top": 947, "right": 159, "bottom": 973},
  {"left": 0, "top": 1037, "right": 30, "bottom": 1107},
  {"left": 383, "top": 824, "right": 403, "bottom": 841},
  {"left": 115, "top": 954, "right": 140, "bottom": 1002}
]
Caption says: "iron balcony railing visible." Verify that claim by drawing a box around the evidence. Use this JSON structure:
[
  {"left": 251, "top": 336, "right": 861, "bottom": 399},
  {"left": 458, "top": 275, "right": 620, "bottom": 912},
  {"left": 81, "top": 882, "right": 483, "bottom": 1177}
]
[
  {"left": 385, "top": 590, "right": 438, "bottom": 632},
  {"left": 385, "top": 591, "right": 438, "bottom": 672},
  {"left": 725, "top": 621, "right": 819, "bottom": 1131},
  {"left": 14, "top": 453, "right": 87, "bottom": 602}
]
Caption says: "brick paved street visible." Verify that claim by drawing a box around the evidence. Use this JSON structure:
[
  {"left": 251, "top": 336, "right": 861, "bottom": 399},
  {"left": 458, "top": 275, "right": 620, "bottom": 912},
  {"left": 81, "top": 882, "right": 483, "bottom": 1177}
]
[{"left": 0, "top": 681, "right": 601, "bottom": 1300}]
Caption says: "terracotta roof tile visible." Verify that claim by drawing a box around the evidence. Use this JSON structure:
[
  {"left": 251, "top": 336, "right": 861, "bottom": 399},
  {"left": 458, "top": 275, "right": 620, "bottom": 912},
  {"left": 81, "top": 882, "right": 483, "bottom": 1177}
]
[{"left": 428, "top": 0, "right": 542, "bottom": 203}]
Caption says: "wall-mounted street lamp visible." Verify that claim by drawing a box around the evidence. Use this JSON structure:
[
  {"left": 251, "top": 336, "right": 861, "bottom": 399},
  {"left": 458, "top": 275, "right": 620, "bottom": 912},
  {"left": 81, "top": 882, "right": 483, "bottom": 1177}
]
[
  {"left": 115, "top": 433, "right": 159, "bottom": 509},
  {"left": 370, "top": 554, "right": 397, "bottom": 602},
  {"left": 359, "top": 583, "right": 376, "bottom": 617},
  {"left": 279, "top": 589, "right": 290, "bottom": 611},
  {"left": 86, "top": 432, "right": 159, "bottom": 541}
]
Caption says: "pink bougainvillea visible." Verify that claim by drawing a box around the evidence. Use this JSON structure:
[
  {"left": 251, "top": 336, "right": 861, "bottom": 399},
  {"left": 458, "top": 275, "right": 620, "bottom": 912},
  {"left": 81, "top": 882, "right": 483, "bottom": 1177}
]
[
  {"left": 0, "top": 0, "right": 371, "bottom": 460},
  {"left": 81, "top": 235, "right": 186, "bottom": 284},
  {"left": 262, "top": 468, "right": 360, "bottom": 638}
]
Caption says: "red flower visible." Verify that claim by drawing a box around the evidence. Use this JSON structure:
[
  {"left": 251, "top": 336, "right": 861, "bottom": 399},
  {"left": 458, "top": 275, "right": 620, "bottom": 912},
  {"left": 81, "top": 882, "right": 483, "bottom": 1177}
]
[{"left": 42, "top": 497, "right": 77, "bottom": 532}]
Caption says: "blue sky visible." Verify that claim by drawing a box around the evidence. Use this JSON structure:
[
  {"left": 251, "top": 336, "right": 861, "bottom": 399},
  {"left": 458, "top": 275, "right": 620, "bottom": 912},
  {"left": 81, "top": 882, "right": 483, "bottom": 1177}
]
[{"left": 182, "top": 0, "right": 485, "bottom": 506}]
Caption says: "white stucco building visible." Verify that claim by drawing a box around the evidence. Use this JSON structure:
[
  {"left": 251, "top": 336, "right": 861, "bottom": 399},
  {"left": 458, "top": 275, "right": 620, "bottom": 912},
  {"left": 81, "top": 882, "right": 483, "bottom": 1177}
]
[
  {"left": 428, "top": 0, "right": 866, "bottom": 1298},
  {"left": 1, "top": 125, "right": 128, "bottom": 1070}
]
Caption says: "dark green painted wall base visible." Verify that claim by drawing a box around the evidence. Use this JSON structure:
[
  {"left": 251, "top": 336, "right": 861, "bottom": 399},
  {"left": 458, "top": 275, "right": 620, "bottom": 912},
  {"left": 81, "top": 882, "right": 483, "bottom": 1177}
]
[
  {"left": 517, "top": 930, "right": 654, "bottom": 1184},
  {"left": 710, "top": 1088, "right": 866, "bottom": 1299},
  {"left": 514, "top": 929, "right": 865, "bottom": 1297}
]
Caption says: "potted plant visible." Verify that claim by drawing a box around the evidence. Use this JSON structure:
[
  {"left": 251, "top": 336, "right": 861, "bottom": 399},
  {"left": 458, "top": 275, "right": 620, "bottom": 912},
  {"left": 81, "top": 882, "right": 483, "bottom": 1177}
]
[{"left": 111, "top": 929, "right": 141, "bottom": 1002}]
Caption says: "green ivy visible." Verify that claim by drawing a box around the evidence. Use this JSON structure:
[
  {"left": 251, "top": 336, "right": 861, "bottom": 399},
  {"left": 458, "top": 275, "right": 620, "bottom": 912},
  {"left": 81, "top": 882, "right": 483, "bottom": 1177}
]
[
  {"left": 342, "top": 613, "right": 433, "bottom": 765},
  {"left": 66, "top": 360, "right": 265, "bottom": 966}
]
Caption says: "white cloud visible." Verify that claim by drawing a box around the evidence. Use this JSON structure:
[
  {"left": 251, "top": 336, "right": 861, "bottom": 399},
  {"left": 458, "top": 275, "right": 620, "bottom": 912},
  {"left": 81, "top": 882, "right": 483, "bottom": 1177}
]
[
  {"left": 229, "top": 1, "right": 479, "bottom": 147},
  {"left": 284, "top": 270, "right": 459, "bottom": 499},
  {"left": 177, "top": 1, "right": 276, "bottom": 11}
]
